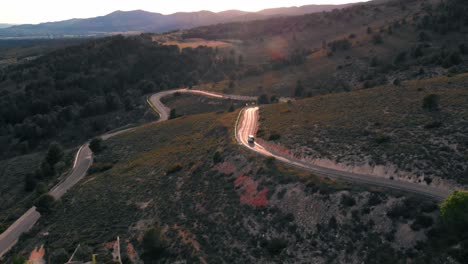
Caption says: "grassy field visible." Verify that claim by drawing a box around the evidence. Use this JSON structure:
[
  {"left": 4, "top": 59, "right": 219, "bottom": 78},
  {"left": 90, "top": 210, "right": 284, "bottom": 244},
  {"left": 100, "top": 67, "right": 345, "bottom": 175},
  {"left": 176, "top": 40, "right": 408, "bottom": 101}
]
[
  {"left": 161, "top": 93, "right": 245, "bottom": 116},
  {"left": 7, "top": 110, "right": 456, "bottom": 263},
  {"left": 259, "top": 73, "right": 468, "bottom": 185}
]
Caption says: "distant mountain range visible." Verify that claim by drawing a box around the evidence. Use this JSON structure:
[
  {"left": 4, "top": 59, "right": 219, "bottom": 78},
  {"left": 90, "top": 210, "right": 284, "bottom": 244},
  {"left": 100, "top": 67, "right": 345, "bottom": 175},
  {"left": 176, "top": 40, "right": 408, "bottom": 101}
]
[
  {"left": 0, "top": 24, "right": 15, "bottom": 29},
  {"left": 0, "top": 3, "right": 357, "bottom": 38}
]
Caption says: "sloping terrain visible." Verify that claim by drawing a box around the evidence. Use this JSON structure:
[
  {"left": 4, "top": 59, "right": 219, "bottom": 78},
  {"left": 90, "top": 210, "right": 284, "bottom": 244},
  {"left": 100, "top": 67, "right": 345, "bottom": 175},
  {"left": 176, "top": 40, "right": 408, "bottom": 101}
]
[
  {"left": 0, "top": 4, "right": 354, "bottom": 38},
  {"left": 7, "top": 110, "right": 458, "bottom": 263},
  {"left": 258, "top": 74, "right": 468, "bottom": 187},
  {"left": 182, "top": 0, "right": 468, "bottom": 97},
  {"left": 0, "top": 35, "right": 240, "bottom": 158},
  {"left": 1, "top": 0, "right": 467, "bottom": 262},
  {"left": 161, "top": 92, "right": 245, "bottom": 117}
]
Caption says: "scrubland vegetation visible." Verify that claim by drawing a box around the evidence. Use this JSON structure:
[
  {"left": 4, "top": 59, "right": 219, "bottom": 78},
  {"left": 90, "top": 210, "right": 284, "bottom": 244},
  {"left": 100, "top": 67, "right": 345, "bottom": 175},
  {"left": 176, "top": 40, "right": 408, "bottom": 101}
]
[
  {"left": 259, "top": 74, "right": 468, "bottom": 184},
  {"left": 9, "top": 111, "right": 465, "bottom": 263},
  {"left": 1, "top": 0, "right": 468, "bottom": 263}
]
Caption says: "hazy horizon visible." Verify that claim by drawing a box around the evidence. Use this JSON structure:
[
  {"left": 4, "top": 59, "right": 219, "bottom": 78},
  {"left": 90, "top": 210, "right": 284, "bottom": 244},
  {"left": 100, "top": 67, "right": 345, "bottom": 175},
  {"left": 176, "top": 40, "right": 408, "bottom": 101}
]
[{"left": 2, "top": 0, "right": 369, "bottom": 25}]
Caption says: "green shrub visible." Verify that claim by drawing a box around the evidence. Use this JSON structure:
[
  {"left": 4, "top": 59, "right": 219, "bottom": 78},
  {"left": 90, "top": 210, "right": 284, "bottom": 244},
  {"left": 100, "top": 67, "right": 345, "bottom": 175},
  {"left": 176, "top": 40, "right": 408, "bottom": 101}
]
[
  {"left": 328, "top": 39, "right": 352, "bottom": 51},
  {"left": 89, "top": 138, "right": 103, "bottom": 154},
  {"left": 341, "top": 194, "right": 356, "bottom": 207},
  {"left": 166, "top": 164, "right": 182, "bottom": 174},
  {"left": 12, "top": 255, "right": 27, "bottom": 264},
  {"left": 422, "top": 94, "right": 440, "bottom": 111},
  {"left": 213, "top": 151, "right": 223, "bottom": 164},
  {"left": 375, "top": 134, "right": 391, "bottom": 144},
  {"left": 264, "top": 156, "right": 276, "bottom": 166},
  {"left": 268, "top": 133, "right": 281, "bottom": 141},
  {"left": 372, "top": 34, "right": 383, "bottom": 45},
  {"left": 34, "top": 194, "right": 56, "bottom": 214},
  {"left": 265, "top": 238, "right": 288, "bottom": 256},
  {"left": 24, "top": 173, "right": 37, "bottom": 192},
  {"left": 142, "top": 228, "right": 166, "bottom": 260},
  {"left": 257, "top": 94, "right": 270, "bottom": 104},
  {"left": 424, "top": 121, "right": 442, "bottom": 129},
  {"left": 169, "top": 109, "right": 177, "bottom": 119},
  {"left": 50, "top": 248, "right": 69, "bottom": 264},
  {"left": 88, "top": 162, "right": 113, "bottom": 174},
  {"left": 387, "top": 198, "right": 419, "bottom": 220},
  {"left": 411, "top": 214, "right": 434, "bottom": 231},
  {"left": 46, "top": 142, "right": 64, "bottom": 166},
  {"left": 440, "top": 191, "right": 468, "bottom": 232}
]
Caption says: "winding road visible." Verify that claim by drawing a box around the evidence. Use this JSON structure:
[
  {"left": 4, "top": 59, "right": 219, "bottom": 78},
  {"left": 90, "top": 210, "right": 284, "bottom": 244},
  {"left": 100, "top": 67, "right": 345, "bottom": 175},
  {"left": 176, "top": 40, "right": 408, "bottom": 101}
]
[
  {"left": 236, "top": 107, "right": 451, "bottom": 201},
  {"left": 0, "top": 88, "right": 452, "bottom": 259}
]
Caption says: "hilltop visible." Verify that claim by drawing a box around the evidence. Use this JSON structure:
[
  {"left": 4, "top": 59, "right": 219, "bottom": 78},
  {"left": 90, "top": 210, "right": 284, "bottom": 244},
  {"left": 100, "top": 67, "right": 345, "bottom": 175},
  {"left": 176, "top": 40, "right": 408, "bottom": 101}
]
[
  {"left": 174, "top": 0, "right": 468, "bottom": 97},
  {"left": 0, "top": 3, "right": 355, "bottom": 39}
]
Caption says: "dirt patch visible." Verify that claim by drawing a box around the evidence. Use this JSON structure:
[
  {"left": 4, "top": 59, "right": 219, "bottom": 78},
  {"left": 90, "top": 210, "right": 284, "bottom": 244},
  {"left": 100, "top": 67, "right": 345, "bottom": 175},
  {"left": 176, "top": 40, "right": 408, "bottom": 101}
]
[
  {"left": 28, "top": 245, "right": 45, "bottom": 264},
  {"left": 234, "top": 175, "right": 269, "bottom": 207}
]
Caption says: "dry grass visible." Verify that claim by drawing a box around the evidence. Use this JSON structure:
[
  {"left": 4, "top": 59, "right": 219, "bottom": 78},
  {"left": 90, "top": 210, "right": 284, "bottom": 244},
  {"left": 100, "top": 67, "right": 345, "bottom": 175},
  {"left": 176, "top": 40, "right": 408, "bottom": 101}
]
[
  {"left": 163, "top": 39, "right": 232, "bottom": 49},
  {"left": 259, "top": 73, "right": 468, "bottom": 184}
]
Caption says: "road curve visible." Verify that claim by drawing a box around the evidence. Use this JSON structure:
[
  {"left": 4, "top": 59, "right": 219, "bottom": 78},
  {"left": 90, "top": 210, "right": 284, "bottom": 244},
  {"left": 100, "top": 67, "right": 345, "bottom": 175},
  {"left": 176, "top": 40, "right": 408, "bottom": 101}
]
[
  {"left": 0, "top": 88, "right": 256, "bottom": 259},
  {"left": 236, "top": 107, "right": 451, "bottom": 201},
  {"left": 0, "top": 88, "right": 452, "bottom": 259},
  {"left": 0, "top": 132, "right": 137, "bottom": 258},
  {"left": 148, "top": 88, "right": 256, "bottom": 121},
  {"left": 0, "top": 145, "right": 92, "bottom": 258}
]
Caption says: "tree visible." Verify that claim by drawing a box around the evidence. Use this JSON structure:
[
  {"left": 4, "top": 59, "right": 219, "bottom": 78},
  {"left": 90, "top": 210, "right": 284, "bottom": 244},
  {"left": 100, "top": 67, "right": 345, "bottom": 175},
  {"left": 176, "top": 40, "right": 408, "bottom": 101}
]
[
  {"left": 89, "top": 138, "right": 103, "bottom": 154},
  {"left": 257, "top": 94, "right": 270, "bottom": 105},
  {"left": 294, "top": 80, "right": 304, "bottom": 97},
  {"left": 75, "top": 245, "right": 93, "bottom": 262},
  {"left": 238, "top": 55, "right": 244, "bottom": 66},
  {"left": 12, "top": 255, "right": 27, "bottom": 264},
  {"left": 40, "top": 161, "right": 56, "bottom": 178},
  {"left": 440, "top": 191, "right": 468, "bottom": 232},
  {"left": 24, "top": 173, "right": 37, "bottom": 192},
  {"left": 265, "top": 238, "right": 288, "bottom": 256},
  {"left": 169, "top": 109, "right": 177, "bottom": 119},
  {"left": 34, "top": 194, "right": 56, "bottom": 214},
  {"left": 370, "top": 56, "right": 379, "bottom": 67},
  {"left": 46, "top": 142, "right": 64, "bottom": 166},
  {"left": 372, "top": 34, "right": 383, "bottom": 44},
  {"left": 422, "top": 94, "right": 440, "bottom": 111},
  {"left": 50, "top": 248, "right": 69, "bottom": 264},
  {"left": 142, "top": 228, "right": 166, "bottom": 260}
]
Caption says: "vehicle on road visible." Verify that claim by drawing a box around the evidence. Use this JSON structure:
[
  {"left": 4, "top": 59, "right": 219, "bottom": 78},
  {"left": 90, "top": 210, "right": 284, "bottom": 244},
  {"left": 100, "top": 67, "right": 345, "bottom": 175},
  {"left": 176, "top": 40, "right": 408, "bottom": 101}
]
[{"left": 248, "top": 135, "right": 255, "bottom": 144}]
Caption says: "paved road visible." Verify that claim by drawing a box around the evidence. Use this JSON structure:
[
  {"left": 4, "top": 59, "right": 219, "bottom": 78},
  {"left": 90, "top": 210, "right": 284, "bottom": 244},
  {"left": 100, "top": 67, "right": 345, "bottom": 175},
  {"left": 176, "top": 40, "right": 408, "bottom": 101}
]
[
  {"left": 0, "top": 88, "right": 255, "bottom": 259},
  {"left": 0, "top": 132, "right": 136, "bottom": 258},
  {"left": 0, "top": 88, "right": 452, "bottom": 259},
  {"left": 236, "top": 107, "right": 451, "bottom": 201},
  {"left": 148, "top": 88, "right": 257, "bottom": 121},
  {"left": 0, "top": 144, "right": 93, "bottom": 258}
]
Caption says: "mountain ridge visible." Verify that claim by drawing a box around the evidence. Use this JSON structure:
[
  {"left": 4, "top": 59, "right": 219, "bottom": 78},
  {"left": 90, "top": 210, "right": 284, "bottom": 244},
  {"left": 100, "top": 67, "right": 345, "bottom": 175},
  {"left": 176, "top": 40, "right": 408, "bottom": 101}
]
[{"left": 0, "top": 3, "right": 358, "bottom": 38}]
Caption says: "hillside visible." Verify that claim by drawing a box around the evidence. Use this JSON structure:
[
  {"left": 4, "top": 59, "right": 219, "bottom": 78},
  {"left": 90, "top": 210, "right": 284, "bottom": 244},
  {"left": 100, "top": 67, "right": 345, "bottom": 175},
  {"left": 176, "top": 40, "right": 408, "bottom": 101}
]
[
  {"left": 0, "top": 4, "right": 354, "bottom": 39},
  {"left": 178, "top": 0, "right": 468, "bottom": 97},
  {"left": 258, "top": 74, "right": 468, "bottom": 186},
  {"left": 0, "top": 35, "right": 243, "bottom": 159},
  {"left": 6, "top": 110, "right": 461, "bottom": 263},
  {"left": 0, "top": 0, "right": 467, "bottom": 262},
  {"left": 0, "top": 24, "right": 14, "bottom": 29}
]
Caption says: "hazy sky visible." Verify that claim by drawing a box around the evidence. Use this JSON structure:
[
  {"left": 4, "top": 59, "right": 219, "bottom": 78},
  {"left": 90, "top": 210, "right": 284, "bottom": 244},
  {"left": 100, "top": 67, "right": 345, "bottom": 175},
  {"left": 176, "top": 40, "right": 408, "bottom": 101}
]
[{"left": 2, "top": 0, "right": 369, "bottom": 24}]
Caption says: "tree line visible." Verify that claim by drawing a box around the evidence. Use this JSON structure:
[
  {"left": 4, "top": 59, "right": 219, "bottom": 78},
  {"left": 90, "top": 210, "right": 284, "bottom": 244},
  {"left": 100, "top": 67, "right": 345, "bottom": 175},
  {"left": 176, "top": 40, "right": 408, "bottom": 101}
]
[{"left": 0, "top": 35, "right": 241, "bottom": 159}]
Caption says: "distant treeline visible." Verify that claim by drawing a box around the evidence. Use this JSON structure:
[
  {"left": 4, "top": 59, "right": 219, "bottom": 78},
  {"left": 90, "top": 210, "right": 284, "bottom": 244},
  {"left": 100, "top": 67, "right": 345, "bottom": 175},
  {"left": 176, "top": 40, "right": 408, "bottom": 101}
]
[{"left": 0, "top": 35, "right": 240, "bottom": 158}]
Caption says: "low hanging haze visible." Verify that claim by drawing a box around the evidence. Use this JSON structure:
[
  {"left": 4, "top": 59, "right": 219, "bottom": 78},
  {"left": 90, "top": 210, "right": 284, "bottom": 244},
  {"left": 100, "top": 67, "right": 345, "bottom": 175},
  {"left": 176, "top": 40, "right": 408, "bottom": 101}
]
[{"left": 2, "top": 0, "right": 369, "bottom": 24}]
